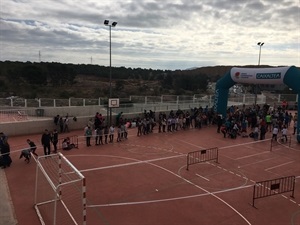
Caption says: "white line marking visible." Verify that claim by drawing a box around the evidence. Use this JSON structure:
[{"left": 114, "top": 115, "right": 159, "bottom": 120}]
[
  {"left": 265, "top": 161, "right": 294, "bottom": 171},
  {"left": 235, "top": 151, "right": 269, "bottom": 160},
  {"left": 196, "top": 173, "right": 210, "bottom": 181},
  {"left": 78, "top": 154, "right": 186, "bottom": 173},
  {"left": 83, "top": 152, "right": 253, "bottom": 225},
  {"left": 87, "top": 184, "right": 254, "bottom": 207},
  {"left": 219, "top": 139, "right": 271, "bottom": 150},
  {"left": 238, "top": 157, "right": 277, "bottom": 168}
]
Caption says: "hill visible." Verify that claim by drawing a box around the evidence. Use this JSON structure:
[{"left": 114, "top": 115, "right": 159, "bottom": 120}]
[{"left": 0, "top": 61, "right": 295, "bottom": 99}]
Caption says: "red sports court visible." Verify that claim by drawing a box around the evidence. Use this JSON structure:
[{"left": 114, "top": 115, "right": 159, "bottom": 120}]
[{"left": 2, "top": 125, "right": 300, "bottom": 225}]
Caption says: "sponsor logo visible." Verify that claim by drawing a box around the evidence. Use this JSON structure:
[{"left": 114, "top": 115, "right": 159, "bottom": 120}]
[
  {"left": 235, "top": 72, "right": 240, "bottom": 78},
  {"left": 256, "top": 73, "right": 281, "bottom": 79}
]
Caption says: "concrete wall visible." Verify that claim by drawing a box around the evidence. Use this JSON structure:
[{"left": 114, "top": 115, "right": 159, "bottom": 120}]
[{"left": 0, "top": 113, "right": 143, "bottom": 137}]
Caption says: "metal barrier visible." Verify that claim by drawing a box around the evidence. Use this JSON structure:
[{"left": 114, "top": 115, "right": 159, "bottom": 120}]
[
  {"left": 57, "top": 135, "right": 79, "bottom": 151},
  {"left": 252, "top": 176, "right": 295, "bottom": 208},
  {"left": 186, "top": 147, "right": 219, "bottom": 170},
  {"left": 270, "top": 135, "right": 292, "bottom": 151}
]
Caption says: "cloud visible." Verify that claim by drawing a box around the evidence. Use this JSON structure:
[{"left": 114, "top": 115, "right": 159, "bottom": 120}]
[{"left": 0, "top": 0, "right": 299, "bottom": 70}]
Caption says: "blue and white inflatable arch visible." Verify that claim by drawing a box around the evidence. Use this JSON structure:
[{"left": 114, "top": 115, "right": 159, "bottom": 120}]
[{"left": 213, "top": 66, "right": 300, "bottom": 143}]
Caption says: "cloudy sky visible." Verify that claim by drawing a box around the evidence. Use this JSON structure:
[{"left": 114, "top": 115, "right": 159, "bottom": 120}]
[{"left": 0, "top": 0, "right": 299, "bottom": 70}]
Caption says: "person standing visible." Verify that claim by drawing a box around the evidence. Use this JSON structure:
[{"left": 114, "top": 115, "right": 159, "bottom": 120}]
[
  {"left": 104, "top": 125, "right": 109, "bottom": 144},
  {"left": 64, "top": 116, "right": 69, "bottom": 133},
  {"left": 41, "top": 129, "right": 51, "bottom": 155},
  {"left": 59, "top": 116, "right": 64, "bottom": 133},
  {"left": 85, "top": 126, "right": 92, "bottom": 147},
  {"left": 281, "top": 125, "right": 288, "bottom": 143},
  {"left": 52, "top": 129, "right": 58, "bottom": 153},
  {"left": 293, "top": 120, "right": 297, "bottom": 135},
  {"left": 98, "top": 126, "right": 104, "bottom": 145},
  {"left": 260, "top": 125, "right": 266, "bottom": 140},
  {"left": 109, "top": 124, "right": 115, "bottom": 143},
  {"left": 0, "top": 138, "right": 12, "bottom": 168}
]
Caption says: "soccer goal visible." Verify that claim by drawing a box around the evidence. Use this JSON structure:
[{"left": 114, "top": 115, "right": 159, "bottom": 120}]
[{"left": 34, "top": 153, "right": 86, "bottom": 225}]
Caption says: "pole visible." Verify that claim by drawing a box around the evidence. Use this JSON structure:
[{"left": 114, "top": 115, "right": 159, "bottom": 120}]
[
  {"left": 109, "top": 25, "right": 112, "bottom": 126},
  {"left": 255, "top": 42, "right": 264, "bottom": 106},
  {"left": 104, "top": 20, "right": 117, "bottom": 126}
]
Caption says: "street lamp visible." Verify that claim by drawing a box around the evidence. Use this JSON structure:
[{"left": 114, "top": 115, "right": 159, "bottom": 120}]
[
  {"left": 254, "top": 42, "right": 264, "bottom": 105},
  {"left": 257, "top": 42, "right": 264, "bottom": 65},
  {"left": 104, "top": 19, "right": 117, "bottom": 126}
]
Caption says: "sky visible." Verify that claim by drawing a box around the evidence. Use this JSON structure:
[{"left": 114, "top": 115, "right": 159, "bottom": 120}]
[{"left": 0, "top": 0, "right": 299, "bottom": 70}]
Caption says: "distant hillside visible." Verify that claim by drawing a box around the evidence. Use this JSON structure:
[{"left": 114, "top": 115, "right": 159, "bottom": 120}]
[{"left": 0, "top": 61, "right": 297, "bottom": 99}]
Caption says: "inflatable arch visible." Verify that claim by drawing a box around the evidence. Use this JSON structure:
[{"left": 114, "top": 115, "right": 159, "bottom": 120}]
[{"left": 213, "top": 66, "right": 300, "bottom": 143}]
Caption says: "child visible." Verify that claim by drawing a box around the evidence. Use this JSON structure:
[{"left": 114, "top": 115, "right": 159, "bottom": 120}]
[
  {"left": 109, "top": 124, "right": 115, "bottom": 143},
  {"left": 220, "top": 124, "right": 227, "bottom": 138},
  {"left": 19, "top": 148, "right": 31, "bottom": 163},
  {"left": 253, "top": 125, "right": 259, "bottom": 141},
  {"left": 281, "top": 125, "right": 288, "bottom": 143},
  {"left": 27, "top": 139, "right": 38, "bottom": 156}
]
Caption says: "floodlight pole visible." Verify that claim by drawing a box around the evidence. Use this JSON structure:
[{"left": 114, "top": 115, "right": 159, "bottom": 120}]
[
  {"left": 104, "top": 20, "right": 117, "bottom": 126},
  {"left": 255, "top": 42, "right": 264, "bottom": 106}
]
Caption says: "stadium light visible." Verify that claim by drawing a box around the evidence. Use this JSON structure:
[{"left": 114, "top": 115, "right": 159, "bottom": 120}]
[
  {"left": 104, "top": 19, "right": 117, "bottom": 126},
  {"left": 257, "top": 42, "right": 264, "bottom": 66},
  {"left": 254, "top": 42, "right": 265, "bottom": 105}
]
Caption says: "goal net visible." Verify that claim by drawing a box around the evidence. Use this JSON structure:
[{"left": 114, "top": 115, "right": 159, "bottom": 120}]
[{"left": 34, "top": 153, "right": 86, "bottom": 225}]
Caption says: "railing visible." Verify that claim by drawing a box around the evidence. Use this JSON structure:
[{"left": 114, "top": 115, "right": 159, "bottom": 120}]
[
  {"left": 0, "top": 94, "right": 297, "bottom": 108},
  {"left": 252, "top": 176, "right": 295, "bottom": 208},
  {"left": 186, "top": 147, "right": 219, "bottom": 170},
  {"left": 0, "top": 94, "right": 297, "bottom": 123}
]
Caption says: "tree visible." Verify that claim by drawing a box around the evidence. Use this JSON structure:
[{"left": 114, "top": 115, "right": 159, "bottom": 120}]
[{"left": 115, "top": 80, "right": 124, "bottom": 91}]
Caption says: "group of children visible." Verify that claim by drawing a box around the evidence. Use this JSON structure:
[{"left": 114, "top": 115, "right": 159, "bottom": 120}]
[
  {"left": 84, "top": 123, "right": 128, "bottom": 147},
  {"left": 219, "top": 104, "right": 297, "bottom": 142}
]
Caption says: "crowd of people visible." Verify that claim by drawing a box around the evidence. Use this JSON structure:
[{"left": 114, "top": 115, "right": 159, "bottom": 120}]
[
  {"left": 218, "top": 103, "right": 298, "bottom": 142},
  {"left": 0, "top": 103, "right": 298, "bottom": 169}
]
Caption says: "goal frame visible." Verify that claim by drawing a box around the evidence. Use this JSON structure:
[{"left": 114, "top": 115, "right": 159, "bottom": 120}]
[{"left": 34, "top": 153, "right": 86, "bottom": 225}]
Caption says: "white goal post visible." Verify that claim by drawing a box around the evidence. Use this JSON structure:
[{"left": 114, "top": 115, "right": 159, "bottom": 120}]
[{"left": 34, "top": 153, "right": 86, "bottom": 225}]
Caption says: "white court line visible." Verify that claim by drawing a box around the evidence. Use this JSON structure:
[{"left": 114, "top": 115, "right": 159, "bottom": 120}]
[
  {"left": 195, "top": 173, "right": 210, "bottom": 181},
  {"left": 87, "top": 184, "right": 254, "bottom": 207},
  {"left": 265, "top": 161, "right": 294, "bottom": 171},
  {"left": 238, "top": 157, "right": 277, "bottom": 168},
  {"left": 78, "top": 154, "right": 185, "bottom": 173},
  {"left": 219, "top": 139, "right": 271, "bottom": 150},
  {"left": 85, "top": 154, "right": 252, "bottom": 225},
  {"left": 235, "top": 151, "right": 270, "bottom": 160}
]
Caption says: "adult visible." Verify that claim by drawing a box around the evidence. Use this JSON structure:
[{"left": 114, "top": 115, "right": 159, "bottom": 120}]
[
  {"left": 52, "top": 129, "right": 58, "bottom": 153},
  {"left": 41, "top": 129, "right": 51, "bottom": 155},
  {"left": 0, "top": 139, "right": 12, "bottom": 168}
]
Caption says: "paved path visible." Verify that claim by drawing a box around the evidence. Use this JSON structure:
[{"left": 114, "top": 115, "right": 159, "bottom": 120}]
[{"left": 0, "top": 169, "right": 17, "bottom": 225}]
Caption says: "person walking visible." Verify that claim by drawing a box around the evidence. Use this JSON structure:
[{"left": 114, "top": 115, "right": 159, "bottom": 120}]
[
  {"left": 27, "top": 139, "right": 38, "bottom": 156},
  {"left": 41, "top": 129, "right": 51, "bottom": 155},
  {"left": 272, "top": 126, "right": 279, "bottom": 141}
]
